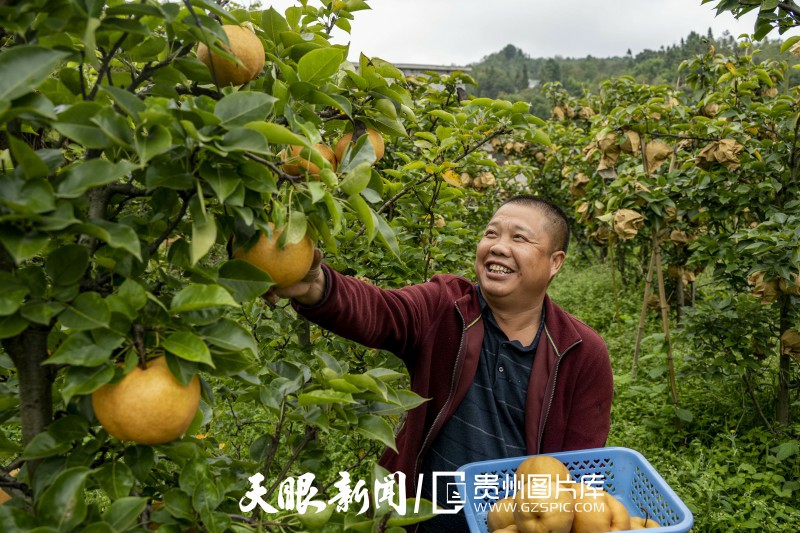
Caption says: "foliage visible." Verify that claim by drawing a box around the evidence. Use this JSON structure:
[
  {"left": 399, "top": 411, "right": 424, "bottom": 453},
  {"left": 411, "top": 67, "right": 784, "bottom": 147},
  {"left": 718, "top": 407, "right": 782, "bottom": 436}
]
[
  {"left": 0, "top": 0, "right": 551, "bottom": 531},
  {"left": 1, "top": 0, "right": 799, "bottom": 531},
  {"left": 470, "top": 29, "right": 800, "bottom": 118}
]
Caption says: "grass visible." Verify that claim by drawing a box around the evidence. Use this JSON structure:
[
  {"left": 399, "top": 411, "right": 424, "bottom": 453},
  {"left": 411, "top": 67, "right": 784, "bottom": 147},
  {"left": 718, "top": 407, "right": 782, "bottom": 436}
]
[{"left": 549, "top": 261, "right": 800, "bottom": 532}]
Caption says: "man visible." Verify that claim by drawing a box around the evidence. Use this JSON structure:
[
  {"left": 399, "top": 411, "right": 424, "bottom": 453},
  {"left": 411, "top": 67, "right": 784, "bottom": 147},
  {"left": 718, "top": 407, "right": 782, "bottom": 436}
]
[{"left": 268, "top": 195, "right": 613, "bottom": 530}]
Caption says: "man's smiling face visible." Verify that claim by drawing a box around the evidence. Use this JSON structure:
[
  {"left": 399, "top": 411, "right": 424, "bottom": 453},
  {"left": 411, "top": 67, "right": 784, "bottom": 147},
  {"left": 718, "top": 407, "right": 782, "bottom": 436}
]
[{"left": 475, "top": 202, "right": 565, "bottom": 307}]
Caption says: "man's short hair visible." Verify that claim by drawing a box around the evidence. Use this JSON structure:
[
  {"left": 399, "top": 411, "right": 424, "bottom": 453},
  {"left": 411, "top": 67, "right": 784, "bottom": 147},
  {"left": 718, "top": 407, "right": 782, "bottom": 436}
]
[{"left": 500, "top": 195, "right": 570, "bottom": 254}]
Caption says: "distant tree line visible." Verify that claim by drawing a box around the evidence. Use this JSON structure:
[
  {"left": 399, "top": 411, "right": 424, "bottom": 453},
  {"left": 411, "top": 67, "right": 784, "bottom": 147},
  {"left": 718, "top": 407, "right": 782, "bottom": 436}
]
[{"left": 469, "top": 29, "right": 800, "bottom": 118}]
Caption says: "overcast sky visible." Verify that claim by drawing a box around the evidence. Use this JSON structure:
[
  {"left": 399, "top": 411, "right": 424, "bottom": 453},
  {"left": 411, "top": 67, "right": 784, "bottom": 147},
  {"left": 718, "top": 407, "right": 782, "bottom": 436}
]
[{"left": 255, "top": 0, "right": 795, "bottom": 65}]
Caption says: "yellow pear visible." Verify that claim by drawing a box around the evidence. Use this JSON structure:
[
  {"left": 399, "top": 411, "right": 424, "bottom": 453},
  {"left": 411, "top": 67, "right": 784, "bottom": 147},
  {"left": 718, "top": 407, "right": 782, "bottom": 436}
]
[
  {"left": 233, "top": 225, "right": 315, "bottom": 288},
  {"left": 92, "top": 357, "right": 200, "bottom": 445},
  {"left": 487, "top": 495, "right": 517, "bottom": 532},
  {"left": 571, "top": 488, "right": 631, "bottom": 532},
  {"left": 513, "top": 457, "right": 574, "bottom": 533},
  {"left": 630, "top": 515, "right": 661, "bottom": 529},
  {"left": 197, "top": 25, "right": 265, "bottom": 86},
  {"left": 334, "top": 128, "right": 385, "bottom": 162}
]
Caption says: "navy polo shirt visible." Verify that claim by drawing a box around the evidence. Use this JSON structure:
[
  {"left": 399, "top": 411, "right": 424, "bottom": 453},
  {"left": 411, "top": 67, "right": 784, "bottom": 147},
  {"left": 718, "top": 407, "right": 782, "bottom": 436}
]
[{"left": 418, "top": 288, "right": 545, "bottom": 532}]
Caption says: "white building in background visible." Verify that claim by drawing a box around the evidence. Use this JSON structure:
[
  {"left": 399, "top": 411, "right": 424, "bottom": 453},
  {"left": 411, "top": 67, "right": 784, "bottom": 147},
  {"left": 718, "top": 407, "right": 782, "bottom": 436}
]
[{"left": 392, "top": 63, "right": 472, "bottom": 78}]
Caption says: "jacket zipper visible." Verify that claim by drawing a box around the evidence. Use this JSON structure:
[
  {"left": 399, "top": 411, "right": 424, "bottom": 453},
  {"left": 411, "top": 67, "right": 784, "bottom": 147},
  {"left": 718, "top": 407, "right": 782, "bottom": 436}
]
[
  {"left": 537, "top": 328, "right": 581, "bottom": 452},
  {"left": 413, "top": 303, "right": 469, "bottom": 487}
]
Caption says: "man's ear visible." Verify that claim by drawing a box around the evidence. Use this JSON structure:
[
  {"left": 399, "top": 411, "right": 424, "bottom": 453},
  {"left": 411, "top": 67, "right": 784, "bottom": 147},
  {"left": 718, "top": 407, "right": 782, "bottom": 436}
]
[{"left": 549, "top": 250, "right": 566, "bottom": 278}]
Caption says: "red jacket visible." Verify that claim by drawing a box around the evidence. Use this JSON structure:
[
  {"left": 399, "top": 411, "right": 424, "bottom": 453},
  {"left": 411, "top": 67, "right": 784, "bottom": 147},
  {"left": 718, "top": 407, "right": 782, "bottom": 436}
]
[{"left": 295, "top": 265, "right": 613, "bottom": 496}]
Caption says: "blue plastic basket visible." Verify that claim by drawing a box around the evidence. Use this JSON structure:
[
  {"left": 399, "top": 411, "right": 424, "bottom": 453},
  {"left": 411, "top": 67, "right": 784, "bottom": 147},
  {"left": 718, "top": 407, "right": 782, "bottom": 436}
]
[{"left": 456, "top": 447, "right": 693, "bottom": 533}]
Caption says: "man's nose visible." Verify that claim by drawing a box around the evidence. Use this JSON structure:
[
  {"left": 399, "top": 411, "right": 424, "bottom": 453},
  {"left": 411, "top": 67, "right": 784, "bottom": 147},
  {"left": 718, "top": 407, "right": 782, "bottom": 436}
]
[{"left": 489, "top": 238, "right": 511, "bottom": 255}]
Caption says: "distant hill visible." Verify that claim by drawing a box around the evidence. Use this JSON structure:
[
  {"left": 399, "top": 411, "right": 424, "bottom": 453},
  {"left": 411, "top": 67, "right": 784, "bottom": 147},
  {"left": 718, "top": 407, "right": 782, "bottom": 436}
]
[{"left": 468, "top": 29, "right": 799, "bottom": 118}]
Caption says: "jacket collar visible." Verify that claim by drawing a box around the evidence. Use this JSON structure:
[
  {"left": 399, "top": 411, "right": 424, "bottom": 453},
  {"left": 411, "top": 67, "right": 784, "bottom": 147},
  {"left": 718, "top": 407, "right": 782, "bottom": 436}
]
[
  {"left": 456, "top": 283, "right": 583, "bottom": 354},
  {"left": 542, "top": 294, "right": 583, "bottom": 357}
]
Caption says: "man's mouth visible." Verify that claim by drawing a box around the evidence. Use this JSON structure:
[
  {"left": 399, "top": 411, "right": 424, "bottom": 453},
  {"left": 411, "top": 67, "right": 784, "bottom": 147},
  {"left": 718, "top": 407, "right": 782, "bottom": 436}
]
[{"left": 487, "top": 264, "right": 513, "bottom": 274}]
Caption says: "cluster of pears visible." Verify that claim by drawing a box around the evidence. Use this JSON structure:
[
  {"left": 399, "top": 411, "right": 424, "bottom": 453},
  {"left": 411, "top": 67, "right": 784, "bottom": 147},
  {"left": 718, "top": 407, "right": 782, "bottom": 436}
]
[
  {"left": 233, "top": 128, "right": 385, "bottom": 287},
  {"left": 280, "top": 128, "right": 385, "bottom": 179},
  {"left": 487, "top": 456, "right": 661, "bottom": 532}
]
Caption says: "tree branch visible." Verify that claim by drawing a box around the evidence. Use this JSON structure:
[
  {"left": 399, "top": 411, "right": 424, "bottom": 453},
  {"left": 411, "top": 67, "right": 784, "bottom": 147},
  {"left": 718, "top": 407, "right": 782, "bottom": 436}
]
[
  {"left": 778, "top": 2, "right": 800, "bottom": 20},
  {"left": 87, "top": 31, "right": 130, "bottom": 100},
  {"left": 146, "top": 193, "right": 190, "bottom": 257},
  {"left": 263, "top": 426, "right": 317, "bottom": 501}
]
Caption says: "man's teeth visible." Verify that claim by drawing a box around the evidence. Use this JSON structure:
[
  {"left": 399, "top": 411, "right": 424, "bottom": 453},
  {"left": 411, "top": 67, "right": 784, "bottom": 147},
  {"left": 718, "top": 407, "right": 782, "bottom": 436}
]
[{"left": 488, "top": 265, "right": 512, "bottom": 274}]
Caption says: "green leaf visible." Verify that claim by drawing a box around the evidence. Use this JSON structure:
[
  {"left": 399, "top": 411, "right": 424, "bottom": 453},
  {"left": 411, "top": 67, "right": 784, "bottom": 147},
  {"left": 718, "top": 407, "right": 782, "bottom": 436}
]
[
  {"left": 199, "top": 163, "right": 240, "bottom": 203},
  {"left": 244, "top": 121, "right": 307, "bottom": 146},
  {"left": 199, "top": 318, "right": 258, "bottom": 357},
  {"left": 57, "top": 159, "right": 137, "bottom": 198},
  {"left": 171, "top": 284, "right": 238, "bottom": 313},
  {"left": 0, "top": 288, "right": 28, "bottom": 317},
  {"left": 20, "top": 301, "right": 64, "bottom": 325},
  {"left": 781, "top": 35, "right": 800, "bottom": 53},
  {"left": 47, "top": 330, "right": 122, "bottom": 366},
  {"left": 162, "top": 331, "right": 214, "bottom": 367},
  {"left": 205, "top": 349, "right": 255, "bottom": 376},
  {"left": 83, "top": 17, "right": 101, "bottom": 68},
  {"left": 283, "top": 210, "right": 308, "bottom": 245},
  {"left": 262, "top": 7, "right": 290, "bottom": 41},
  {"left": 343, "top": 373, "right": 387, "bottom": 400},
  {"left": 100, "top": 85, "right": 146, "bottom": 119},
  {"left": 134, "top": 125, "right": 172, "bottom": 165},
  {"left": 0, "top": 175, "right": 56, "bottom": 214},
  {"left": 429, "top": 109, "right": 455, "bottom": 123},
  {"left": 59, "top": 292, "right": 111, "bottom": 330},
  {"left": 0, "top": 226, "right": 49, "bottom": 264},
  {"left": 191, "top": 214, "right": 217, "bottom": 266},
  {"left": 217, "top": 259, "right": 272, "bottom": 301},
  {"left": 165, "top": 355, "right": 198, "bottom": 387},
  {"left": 54, "top": 102, "right": 111, "bottom": 149},
  {"left": 22, "top": 431, "right": 71, "bottom": 460},
  {"left": 774, "top": 441, "right": 799, "bottom": 462},
  {"left": 62, "top": 364, "right": 115, "bottom": 403},
  {"left": 215, "top": 92, "right": 276, "bottom": 127},
  {"left": 118, "top": 278, "right": 148, "bottom": 312},
  {"left": 531, "top": 128, "right": 552, "bottom": 146},
  {"left": 675, "top": 407, "right": 694, "bottom": 423},
  {"left": 75, "top": 220, "right": 142, "bottom": 260},
  {"left": 347, "top": 194, "right": 375, "bottom": 240},
  {"left": 163, "top": 488, "right": 194, "bottom": 520},
  {"left": 297, "top": 389, "right": 357, "bottom": 406},
  {"left": 339, "top": 161, "right": 372, "bottom": 195},
  {"left": 192, "top": 477, "right": 223, "bottom": 516},
  {"left": 91, "top": 107, "right": 134, "bottom": 148},
  {"left": 94, "top": 458, "right": 135, "bottom": 500},
  {"left": 357, "top": 414, "right": 397, "bottom": 452},
  {"left": 385, "top": 499, "right": 436, "bottom": 526},
  {"left": 124, "top": 445, "right": 155, "bottom": 482},
  {"left": 218, "top": 128, "right": 270, "bottom": 154},
  {"left": 103, "top": 497, "right": 147, "bottom": 531},
  {"left": 298, "top": 47, "right": 344, "bottom": 83},
  {"left": 375, "top": 211, "right": 401, "bottom": 260},
  {"left": 49, "top": 415, "right": 90, "bottom": 442},
  {"left": 46, "top": 244, "right": 90, "bottom": 286},
  {"left": 0, "top": 46, "right": 68, "bottom": 101},
  {"left": 36, "top": 467, "right": 91, "bottom": 530},
  {"left": 8, "top": 135, "right": 49, "bottom": 179}
]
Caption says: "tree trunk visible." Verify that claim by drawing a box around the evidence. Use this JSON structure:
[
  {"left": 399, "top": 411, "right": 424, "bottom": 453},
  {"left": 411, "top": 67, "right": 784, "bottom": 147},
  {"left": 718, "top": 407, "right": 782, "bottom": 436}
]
[
  {"left": 777, "top": 296, "right": 791, "bottom": 425},
  {"left": 632, "top": 248, "right": 656, "bottom": 377},
  {"left": 653, "top": 233, "right": 680, "bottom": 408},
  {"left": 676, "top": 275, "right": 684, "bottom": 324},
  {"left": 2, "top": 326, "right": 55, "bottom": 475}
]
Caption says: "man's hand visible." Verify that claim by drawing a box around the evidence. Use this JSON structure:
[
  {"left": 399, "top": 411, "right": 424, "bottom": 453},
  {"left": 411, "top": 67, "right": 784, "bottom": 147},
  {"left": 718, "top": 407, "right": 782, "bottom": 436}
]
[{"left": 263, "top": 249, "right": 325, "bottom": 306}]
